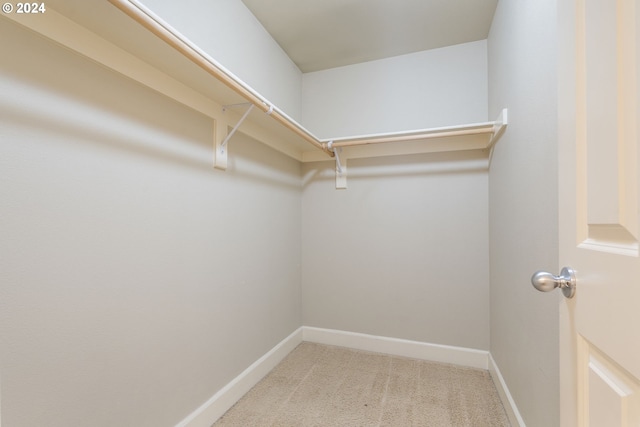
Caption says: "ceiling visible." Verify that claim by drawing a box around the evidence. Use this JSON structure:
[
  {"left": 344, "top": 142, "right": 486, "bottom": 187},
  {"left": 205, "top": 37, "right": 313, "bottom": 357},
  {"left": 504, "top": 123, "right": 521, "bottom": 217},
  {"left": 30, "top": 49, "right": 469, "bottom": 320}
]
[{"left": 241, "top": 0, "right": 499, "bottom": 73}]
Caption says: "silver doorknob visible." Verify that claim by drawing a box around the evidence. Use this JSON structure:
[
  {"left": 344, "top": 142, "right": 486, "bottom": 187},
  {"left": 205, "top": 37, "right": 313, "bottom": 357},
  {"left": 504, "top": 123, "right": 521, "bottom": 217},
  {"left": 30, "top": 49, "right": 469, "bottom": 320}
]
[{"left": 531, "top": 267, "right": 576, "bottom": 298}]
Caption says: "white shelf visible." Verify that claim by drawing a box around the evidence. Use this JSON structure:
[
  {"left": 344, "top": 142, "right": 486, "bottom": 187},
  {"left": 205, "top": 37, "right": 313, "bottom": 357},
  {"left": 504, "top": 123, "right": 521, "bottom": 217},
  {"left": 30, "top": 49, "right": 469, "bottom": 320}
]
[
  {"left": 4, "top": 0, "right": 507, "bottom": 170},
  {"left": 305, "top": 110, "right": 507, "bottom": 163}
]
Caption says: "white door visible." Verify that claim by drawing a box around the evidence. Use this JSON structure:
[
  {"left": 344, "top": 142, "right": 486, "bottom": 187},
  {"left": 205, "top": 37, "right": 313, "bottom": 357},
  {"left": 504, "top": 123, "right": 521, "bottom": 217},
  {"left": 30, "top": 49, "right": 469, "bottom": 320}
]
[{"left": 557, "top": 0, "right": 640, "bottom": 425}]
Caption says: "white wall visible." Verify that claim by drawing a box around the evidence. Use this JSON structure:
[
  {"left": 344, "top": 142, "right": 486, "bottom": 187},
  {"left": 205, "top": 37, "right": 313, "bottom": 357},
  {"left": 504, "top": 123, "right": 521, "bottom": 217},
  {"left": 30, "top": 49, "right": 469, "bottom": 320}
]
[
  {"left": 299, "top": 41, "right": 491, "bottom": 351},
  {"left": 140, "top": 0, "right": 303, "bottom": 121},
  {"left": 301, "top": 152, "right": 490, "bottom": 350},
  {"left": 301, "top": 40, "right": 488, "bottom": 138},
  {"left": 488, "top": 0, "right": 560, "bottom": 425},
  {"left": 0, "top": 21, "right": 301, "bottom": 427}
]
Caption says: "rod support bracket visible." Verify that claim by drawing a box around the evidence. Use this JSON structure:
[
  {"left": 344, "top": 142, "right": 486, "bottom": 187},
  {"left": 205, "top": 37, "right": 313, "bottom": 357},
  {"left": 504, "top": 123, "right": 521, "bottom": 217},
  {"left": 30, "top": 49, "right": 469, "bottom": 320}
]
[{"left": 327, "top": 141, "right": 347, "bottom": 189}]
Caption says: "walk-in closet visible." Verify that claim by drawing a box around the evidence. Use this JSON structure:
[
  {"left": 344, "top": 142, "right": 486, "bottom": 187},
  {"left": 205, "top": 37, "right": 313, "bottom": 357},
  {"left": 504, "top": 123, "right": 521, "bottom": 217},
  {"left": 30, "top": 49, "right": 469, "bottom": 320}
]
[{"left": 3, "top": 0, "right": 591, "bottom": 425}]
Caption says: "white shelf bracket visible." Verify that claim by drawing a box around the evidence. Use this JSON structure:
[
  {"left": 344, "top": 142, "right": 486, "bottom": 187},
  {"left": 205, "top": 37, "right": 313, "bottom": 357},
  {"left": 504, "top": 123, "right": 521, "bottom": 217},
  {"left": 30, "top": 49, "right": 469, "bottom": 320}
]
[
  {"left": 327, "top": 141, "right": 347, "bottom": 189},
  {"left": 214, "top": 103, "right": 255, "bottom": 170}
]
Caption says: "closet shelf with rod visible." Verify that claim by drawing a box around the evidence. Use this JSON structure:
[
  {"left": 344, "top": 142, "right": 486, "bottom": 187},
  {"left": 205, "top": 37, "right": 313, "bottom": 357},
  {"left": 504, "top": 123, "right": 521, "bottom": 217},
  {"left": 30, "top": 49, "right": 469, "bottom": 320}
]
[
  {"left": 107, "top": 0, "right": 334, "bottom": 169},
  {"left": 108, "top": 0, "right": 508, "bottom": 180},
  {"left": 311, "top": 109, "right": 508, "bottom": 188},
  {"left": 4, "top": 0, "right": 507, "bottom": 187}
]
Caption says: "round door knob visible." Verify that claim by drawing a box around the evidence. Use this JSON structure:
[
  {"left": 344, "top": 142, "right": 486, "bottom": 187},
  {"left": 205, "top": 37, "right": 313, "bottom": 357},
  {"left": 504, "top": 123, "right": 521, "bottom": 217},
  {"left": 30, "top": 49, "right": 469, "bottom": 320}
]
[{"left": 531, "top": 267, "right": 576, "bottom": 299}]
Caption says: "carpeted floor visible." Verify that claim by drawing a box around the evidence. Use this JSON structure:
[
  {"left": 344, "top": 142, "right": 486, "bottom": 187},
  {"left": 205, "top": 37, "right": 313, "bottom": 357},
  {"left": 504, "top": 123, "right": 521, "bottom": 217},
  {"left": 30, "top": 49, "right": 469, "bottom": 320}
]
[{"left": 213, "top": 342, "right": 510, "bottom": 426}]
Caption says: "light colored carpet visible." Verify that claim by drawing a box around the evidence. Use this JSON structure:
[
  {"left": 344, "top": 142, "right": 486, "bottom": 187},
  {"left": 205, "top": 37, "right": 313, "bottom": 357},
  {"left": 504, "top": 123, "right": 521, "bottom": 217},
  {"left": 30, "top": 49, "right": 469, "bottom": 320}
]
[{"left": 213, "top": 342, "right": 510, "bottom": 426}]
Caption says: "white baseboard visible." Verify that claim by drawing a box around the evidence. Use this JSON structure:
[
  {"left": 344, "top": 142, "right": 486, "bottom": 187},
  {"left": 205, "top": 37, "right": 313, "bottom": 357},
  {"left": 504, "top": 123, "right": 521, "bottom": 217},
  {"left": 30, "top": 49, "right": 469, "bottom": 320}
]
[
  {"left": 489, "top": 353, "right": 526, "bottom": 427},
  {"left": 302, "top": 326, "right": 489, "bottom": 370},
  {"left": 176, "top": 326, "right": 524, "bottom": 427},
  {"left": 176, "top": 327, "right": 303, "bottom": 427}
]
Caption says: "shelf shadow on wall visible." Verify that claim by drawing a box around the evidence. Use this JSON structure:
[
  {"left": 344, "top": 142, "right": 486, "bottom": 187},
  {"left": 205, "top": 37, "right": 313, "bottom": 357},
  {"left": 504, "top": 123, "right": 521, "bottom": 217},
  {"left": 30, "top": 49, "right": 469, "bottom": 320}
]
[
  {"left": 0, "top": 102, "right": 302, "bottom": 192},
  {"left": 302, "top": 150, "right": 490, "bottom": 188}
]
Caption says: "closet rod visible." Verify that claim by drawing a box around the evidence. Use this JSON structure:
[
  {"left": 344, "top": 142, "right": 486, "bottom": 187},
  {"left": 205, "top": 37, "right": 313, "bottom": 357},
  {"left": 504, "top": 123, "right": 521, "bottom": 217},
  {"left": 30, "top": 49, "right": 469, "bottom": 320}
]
[
  {"left": 108, "top": 0, "right": 333, "bottom": 157},
  {"left": 328, "top": 126, "right": 495, "bottom": 149}
]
